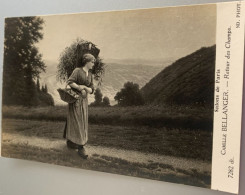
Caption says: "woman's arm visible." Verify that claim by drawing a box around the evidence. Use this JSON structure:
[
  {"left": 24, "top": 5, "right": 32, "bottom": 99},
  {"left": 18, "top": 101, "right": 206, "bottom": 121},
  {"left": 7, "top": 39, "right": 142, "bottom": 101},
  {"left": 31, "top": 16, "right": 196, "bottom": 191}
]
[
  {"left": 83, "top": 86, "right": 93, "bottom": 94},
  {"left": 87, "top": 74, "right": 95, "bottom": 94},
  {"left": 69, "top": 82, "right": 92, "bottom": 93},
  {"left": 67, "top": 69, "right": 93, "bottom": 94},
  {"left": 69, "top": 82, "right": 81, "bottom": 91}
]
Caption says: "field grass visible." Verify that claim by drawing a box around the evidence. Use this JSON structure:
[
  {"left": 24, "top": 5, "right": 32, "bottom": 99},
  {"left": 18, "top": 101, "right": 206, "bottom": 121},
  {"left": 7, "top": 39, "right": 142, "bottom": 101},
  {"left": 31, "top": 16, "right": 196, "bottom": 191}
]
[
  {"left": 2, "top": 105, "right": 213, "bottom": 130},
  {"left": 2, "top": 105, "right": 213, "bottom": 188},
  {"left": 2, "top": 119, "right": 212, "bottom": 161},
  {"left": 1, "top": 143, "right": 211, "bottom": 188}
]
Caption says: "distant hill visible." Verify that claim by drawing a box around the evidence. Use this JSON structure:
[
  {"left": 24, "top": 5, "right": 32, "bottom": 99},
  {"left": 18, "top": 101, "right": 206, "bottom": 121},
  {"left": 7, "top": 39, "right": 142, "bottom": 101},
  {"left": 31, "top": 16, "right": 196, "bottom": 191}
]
[
  {"left": 141, "top": 46, "right": 216, "bottom": 106},
  {"left": 40, "top": 60, "right": 168, "bottom": 105},
  {"left": 104, "top": 58, "right": 175, "bottom": 66}
]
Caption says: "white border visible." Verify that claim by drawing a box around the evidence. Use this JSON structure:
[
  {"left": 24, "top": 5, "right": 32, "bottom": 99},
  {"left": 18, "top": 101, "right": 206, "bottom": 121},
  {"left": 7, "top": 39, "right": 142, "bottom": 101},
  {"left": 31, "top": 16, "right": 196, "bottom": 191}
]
[
  {"left": 0, "top": 1, "right": 244, "bottom": 195},
  {"left": 211, "top": 1, "right": 244, "bottom": 194}
]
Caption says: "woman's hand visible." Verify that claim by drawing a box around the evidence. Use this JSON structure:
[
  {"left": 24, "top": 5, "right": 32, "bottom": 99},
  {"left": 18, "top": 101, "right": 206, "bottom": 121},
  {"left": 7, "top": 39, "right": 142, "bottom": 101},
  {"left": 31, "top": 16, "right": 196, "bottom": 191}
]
[
  {"left": 81, "top": 89, "right": 87, "bottom": 98},
  {"left": 83, "top": 86, "right": 93, "bottom": 94},
  {"left": 78, "top": 85, "right": 86, "bottom": 92}
]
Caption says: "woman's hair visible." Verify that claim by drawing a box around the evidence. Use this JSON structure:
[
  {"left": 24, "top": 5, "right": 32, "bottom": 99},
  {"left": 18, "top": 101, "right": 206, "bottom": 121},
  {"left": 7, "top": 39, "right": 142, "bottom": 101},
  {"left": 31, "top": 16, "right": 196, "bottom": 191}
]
[{"left": 77, "top": 53, "right": 95, "bottom": 67}]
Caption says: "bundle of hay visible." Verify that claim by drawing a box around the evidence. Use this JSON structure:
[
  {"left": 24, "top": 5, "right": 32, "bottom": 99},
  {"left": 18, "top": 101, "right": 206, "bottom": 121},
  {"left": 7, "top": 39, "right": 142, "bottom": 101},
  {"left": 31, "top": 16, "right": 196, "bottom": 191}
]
[{"left": 57, "top": 38, "right": 105, "bottom": 84}]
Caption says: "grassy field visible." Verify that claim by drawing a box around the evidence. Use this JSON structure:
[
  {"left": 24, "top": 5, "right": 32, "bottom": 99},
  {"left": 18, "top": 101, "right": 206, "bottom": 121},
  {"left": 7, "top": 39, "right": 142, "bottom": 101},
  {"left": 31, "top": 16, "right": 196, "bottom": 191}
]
[
  {"left": 1, "top": 105, "right": 213, "bottom": 187},
  {"left": 2, "top": 118, "right": 212, "bottom": 161},
  {"left": 2, "top": 105, "right": 213, "bottom": 130}
]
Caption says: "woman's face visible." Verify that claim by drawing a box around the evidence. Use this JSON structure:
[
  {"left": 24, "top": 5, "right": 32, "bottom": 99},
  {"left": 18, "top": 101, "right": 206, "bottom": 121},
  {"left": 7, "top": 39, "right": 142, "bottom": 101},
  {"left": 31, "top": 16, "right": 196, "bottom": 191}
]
[{"left": 86, "top": 59, "right": 95, "bottom": 70}]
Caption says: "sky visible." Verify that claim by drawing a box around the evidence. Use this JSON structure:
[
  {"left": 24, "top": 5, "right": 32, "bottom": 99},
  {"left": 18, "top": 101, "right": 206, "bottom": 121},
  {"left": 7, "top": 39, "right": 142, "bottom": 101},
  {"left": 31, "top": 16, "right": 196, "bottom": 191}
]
[{"left": 36, "top": 4, "right": 216, "bottom": 63}]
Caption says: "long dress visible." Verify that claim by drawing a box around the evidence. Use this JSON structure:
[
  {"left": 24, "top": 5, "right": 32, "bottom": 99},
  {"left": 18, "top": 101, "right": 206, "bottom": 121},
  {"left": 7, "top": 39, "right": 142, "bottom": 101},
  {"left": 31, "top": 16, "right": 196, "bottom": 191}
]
[{"left": 63, "top": 67, "right": 94, "bottom": 146}]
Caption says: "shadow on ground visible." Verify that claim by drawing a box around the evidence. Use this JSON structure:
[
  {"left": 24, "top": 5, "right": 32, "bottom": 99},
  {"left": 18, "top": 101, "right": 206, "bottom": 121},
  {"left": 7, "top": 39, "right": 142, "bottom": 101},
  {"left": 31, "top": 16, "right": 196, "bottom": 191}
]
[{"left": 2, "top": 143, "right": 211, "bottom": 188}]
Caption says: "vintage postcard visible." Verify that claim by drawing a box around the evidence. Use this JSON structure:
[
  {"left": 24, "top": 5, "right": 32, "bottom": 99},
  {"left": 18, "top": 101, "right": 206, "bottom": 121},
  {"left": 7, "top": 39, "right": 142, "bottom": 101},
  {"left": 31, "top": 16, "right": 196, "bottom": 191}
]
[{"left": 1, "top": 1, "right": 244, "bottom": 194}]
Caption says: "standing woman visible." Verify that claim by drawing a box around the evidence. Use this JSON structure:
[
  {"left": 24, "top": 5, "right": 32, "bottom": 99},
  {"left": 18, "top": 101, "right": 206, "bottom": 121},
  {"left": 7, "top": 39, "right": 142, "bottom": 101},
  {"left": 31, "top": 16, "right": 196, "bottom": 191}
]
[{"left": 64, "top": 53, "right": 95, "bottom": 159}]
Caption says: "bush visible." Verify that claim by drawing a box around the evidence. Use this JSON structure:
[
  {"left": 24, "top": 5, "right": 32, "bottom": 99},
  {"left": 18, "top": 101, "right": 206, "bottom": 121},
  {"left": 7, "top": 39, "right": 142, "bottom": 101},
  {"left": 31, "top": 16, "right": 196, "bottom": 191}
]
[
  {"left": 102, "top": 96, "right": 110, "bottom": 107},
  {"left": 114, "top": 82, "right": 144, "bottom": 106},
  {"left": 90, "top": 89, "right": 110, "bottom": 107}
]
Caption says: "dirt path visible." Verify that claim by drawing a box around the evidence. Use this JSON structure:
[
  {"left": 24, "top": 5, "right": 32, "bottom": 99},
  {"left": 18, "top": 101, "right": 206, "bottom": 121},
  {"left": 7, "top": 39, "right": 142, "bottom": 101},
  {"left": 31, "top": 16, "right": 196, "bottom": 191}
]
[{"left": 2, "top": 132, "right": 210, "bottom": 173}]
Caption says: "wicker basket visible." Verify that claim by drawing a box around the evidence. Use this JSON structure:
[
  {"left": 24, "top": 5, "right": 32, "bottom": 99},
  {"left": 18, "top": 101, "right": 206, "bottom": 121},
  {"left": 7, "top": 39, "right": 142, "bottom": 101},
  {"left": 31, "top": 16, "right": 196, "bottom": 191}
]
[{"left": 57, "top": 87, "right": 80, "bottom": 104}]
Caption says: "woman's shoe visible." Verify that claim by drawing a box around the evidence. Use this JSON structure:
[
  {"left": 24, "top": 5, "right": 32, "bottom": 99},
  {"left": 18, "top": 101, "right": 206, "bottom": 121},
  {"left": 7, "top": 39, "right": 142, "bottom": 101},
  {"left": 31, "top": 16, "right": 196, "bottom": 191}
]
[
  {"left": 78, "top": 147, "right": 88, "bottom": 159},
  {"left": 66, "top": 140, "right": 78, "bottom": 149}
]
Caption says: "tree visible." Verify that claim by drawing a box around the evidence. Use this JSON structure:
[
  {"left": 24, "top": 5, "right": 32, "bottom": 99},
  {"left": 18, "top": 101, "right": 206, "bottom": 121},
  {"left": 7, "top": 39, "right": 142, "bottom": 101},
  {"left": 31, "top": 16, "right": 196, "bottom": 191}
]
[
  {"left": 36, "top": 78, "right": 40, "bottom": 92},
  {"left": 57, "top": 38, "right": 105, "bottom": 84},
  {"left": 94, "top": 88, "right": 103, "bottom": 105},
  {"left": 25, "top": 64, "right": 38, "bottom": 106},
  {"left": 90, "top": 88, "right": 110, "bottom": 107},
  {"left": 114, "top": 82, "right": 144, "bottom": 106},
  {"left": 41, "top": 85, "right": 45, "bottom": 92},
  {"left": 38, "top": 91, "right": 54, "bottom": 106},
  {"left": 44, "top": 84, "right": 48, "bottom": 93},
  {"left": 3, "top": 16, "right": 45, "bottom": 106},
  {"left": 102, "top": 96, "right": 110, "bottom": 107}
]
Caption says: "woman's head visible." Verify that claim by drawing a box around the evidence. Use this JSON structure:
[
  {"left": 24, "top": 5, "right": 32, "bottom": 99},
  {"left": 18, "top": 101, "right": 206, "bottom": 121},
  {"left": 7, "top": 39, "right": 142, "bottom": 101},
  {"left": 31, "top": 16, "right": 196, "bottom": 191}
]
[{"left": 77, "top": 53, "right": 96, "bottom": 69}]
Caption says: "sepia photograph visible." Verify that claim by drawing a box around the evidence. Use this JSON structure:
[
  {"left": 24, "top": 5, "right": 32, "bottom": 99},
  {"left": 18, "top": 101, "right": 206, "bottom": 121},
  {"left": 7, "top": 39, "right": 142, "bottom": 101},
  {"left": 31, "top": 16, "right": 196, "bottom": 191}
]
[{"left": 1, "top": 4, "right": 217, "bottom": 189}]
